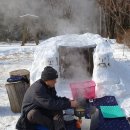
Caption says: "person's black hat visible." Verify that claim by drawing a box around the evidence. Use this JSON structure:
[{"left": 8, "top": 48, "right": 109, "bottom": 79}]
[{"left": 41, "top": 66, "right": 58, "bottom": 81}]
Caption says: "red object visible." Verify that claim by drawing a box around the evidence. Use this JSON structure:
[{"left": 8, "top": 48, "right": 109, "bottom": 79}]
[
  {"left": 76, "top": 119, "right": 82, "bottom": 128},
  {"left": 70, "top": 80, "right": 96, "bottom": 99}
]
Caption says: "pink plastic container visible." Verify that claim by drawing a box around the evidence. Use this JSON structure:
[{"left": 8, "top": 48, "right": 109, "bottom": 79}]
[{"left": 70, "top": 80, "right": 96, "bottom": 99}]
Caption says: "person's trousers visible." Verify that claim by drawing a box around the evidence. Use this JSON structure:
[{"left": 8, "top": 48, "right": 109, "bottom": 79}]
[
  {"left": 27, "top": 109, "right": 53, "bottom": 130},
  {"left": 27, "top": 109, "right": 66, "bottom": 130}
]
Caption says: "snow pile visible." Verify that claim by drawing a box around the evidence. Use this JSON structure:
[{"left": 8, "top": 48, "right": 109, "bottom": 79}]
[
  {"left": 91, "top": 41, "right": 130, "bottom": 117},
  {"left": 30, "top": 33, "right": 102, "bottom": 84},
  {"left": 92, "top": 40, "right": 127, "bottom": 98},
  {"left": 30, "top": 33, "right": 130, "bottom": 101},
  {"left": 0, "top": 34, "right": 130, "bottom": 130},
  {"left": 92, "top": 40, "right": 130, "bottom": 117}
]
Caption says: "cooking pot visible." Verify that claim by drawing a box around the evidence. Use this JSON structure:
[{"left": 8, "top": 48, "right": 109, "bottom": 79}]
[{"left": 74, "top": 108, "right": 86, "bottom": 119}]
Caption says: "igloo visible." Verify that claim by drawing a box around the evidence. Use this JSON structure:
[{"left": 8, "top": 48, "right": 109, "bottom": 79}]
[{"left": 30, "top": 33, "right": 101, "bottom": 98}]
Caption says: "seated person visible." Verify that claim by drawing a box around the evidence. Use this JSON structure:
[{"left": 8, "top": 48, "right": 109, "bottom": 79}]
[{"left": 16, "top": 66, "right": 78, "bottom": 130}]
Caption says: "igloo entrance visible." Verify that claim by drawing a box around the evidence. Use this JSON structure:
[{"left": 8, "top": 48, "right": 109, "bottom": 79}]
[{"left": 58, "top": 45, "right": 96, "bottom": 80}]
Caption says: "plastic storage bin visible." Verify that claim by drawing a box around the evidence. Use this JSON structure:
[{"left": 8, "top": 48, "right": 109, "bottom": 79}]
[{"left": 70, "top": 80, "right": 96, "bottom": 99}]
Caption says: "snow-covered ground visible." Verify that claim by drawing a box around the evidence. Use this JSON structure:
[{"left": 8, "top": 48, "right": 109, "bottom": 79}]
[
  {"left": 0, "top": 43, "right": 36, "bottom": 130},
  {"left": 0, "top": 34, "right": 130, "bottom": 130}
]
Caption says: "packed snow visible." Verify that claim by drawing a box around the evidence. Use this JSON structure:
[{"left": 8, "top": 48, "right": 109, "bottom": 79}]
[
  {"left": 0, "top": 33, "right": 130, "bottom": 130},
  {"left": 0, "top": 43, "right": 36, "bottom": 130}
]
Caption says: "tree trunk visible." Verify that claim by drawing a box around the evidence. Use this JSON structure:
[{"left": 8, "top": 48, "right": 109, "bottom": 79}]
[{"left": 5, "top": 81, "right": 29, "bottom": 113}]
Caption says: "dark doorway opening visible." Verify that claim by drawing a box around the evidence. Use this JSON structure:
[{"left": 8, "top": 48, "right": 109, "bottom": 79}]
[{"left": 58, "top": 45, "right": 96, "bottom": 80}]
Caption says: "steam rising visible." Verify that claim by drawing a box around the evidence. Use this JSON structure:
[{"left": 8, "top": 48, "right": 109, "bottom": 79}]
[
  {"left": 61, "top": 50, "right": 91, "bottom": 80},
  {"left": 0, "top": 0, "right": 99, "bottom": 35}
]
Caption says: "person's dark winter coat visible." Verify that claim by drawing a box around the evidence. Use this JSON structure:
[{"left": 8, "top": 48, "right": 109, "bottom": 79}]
[{"left": 16, "top": 79, "right": 71, "bottom": 130}]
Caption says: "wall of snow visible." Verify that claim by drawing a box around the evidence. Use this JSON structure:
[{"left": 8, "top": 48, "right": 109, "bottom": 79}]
[
  {"left": 30, "top": 33, "right": 130, "bottom": 111},
  {"left": 30, "top": 33, "right": 102, "bottom": 98},
  {"left": 92, "top": 40, "right": 127, "bottom": 98},
  {"left": 30, "top": 33, "right": 102, "bottom": 83}
]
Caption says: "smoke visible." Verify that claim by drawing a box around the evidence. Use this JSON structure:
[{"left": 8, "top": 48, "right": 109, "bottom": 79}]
[
  {"left": 65, "top": 52, "right": 91, "bottom": 80},
  {"left": 0, "top": 0, "right": 99, "bottom": 36},
  {"left": 59, "top": 46, "right": 92, "bottom": 81}
]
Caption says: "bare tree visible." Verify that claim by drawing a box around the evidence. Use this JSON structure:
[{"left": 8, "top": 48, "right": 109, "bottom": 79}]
[{"left": 97, "top": 0, "right": 130, "bottom": 41}]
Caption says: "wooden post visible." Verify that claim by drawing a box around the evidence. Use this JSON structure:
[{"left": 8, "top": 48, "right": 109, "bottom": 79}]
[{"left": 5, "top": 69, "right": 30, "bottom": 113}]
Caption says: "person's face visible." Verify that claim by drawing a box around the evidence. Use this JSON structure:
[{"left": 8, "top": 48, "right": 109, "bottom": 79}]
[{"left": 45, "top": 79, "right": 57, "bottom": 88}]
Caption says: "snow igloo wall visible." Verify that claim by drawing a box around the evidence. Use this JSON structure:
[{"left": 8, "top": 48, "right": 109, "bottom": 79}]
[{"left": 30, "top": 33, "right": 102, "bottom": 98}]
